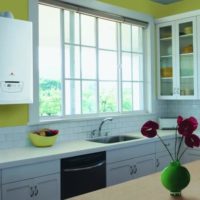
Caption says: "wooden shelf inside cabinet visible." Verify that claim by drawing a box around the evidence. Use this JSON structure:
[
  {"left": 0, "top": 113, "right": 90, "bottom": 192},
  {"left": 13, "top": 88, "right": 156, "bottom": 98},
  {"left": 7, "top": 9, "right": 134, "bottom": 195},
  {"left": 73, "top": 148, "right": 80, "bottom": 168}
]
[
  {"left": 160, "top": 77, "right": 173, "bottom": 80},
  {"left": 160, "top": 55, "right": 172, "bottom": 58},
  {"left": 179, "top": 33, "right": 193, "bottom": 38},
  {"left": 180, "top": 53, "right": 193, "bottom": 56},
  {"left": 180, "top": 75, "right": 194, "bottom": 79},
  {"left": 160, "top": 37, "right": 172, "bottom": 41}
]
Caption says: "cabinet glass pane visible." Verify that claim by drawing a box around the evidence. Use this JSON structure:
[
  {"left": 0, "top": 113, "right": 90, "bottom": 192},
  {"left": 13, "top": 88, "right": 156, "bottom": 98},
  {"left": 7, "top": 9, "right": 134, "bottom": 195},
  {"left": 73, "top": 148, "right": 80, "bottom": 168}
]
[
  {"left": 159, "top": 26, "right": 173, "bottom": 96},
  {"left": 180, "top": 78, "right": 194, "bottom": 96},
  {"left": 161, "top": 79, "right": 173, "bottom": 96},
  {"left": 179, "top": 21, "right": 194, "bottom": 96}
]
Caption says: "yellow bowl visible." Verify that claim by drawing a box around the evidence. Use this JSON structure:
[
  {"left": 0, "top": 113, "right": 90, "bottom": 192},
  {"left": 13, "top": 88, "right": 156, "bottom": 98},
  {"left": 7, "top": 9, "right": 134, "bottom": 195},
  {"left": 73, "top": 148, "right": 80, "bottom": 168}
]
[{"left": 29, "top": 132, "right": 58, "bottom": 147}]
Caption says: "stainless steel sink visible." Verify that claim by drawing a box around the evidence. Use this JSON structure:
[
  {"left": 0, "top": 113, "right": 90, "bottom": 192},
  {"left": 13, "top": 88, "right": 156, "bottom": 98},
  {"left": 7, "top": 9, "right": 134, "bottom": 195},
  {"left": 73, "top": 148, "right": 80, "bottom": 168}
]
[{"left": 88, "top": 135, "right": 141, "bottom": 144}]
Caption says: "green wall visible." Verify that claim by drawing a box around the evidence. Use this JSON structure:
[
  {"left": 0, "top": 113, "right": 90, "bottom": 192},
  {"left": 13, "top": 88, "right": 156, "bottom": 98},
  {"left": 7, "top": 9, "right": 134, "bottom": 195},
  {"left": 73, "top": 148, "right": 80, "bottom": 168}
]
[
  {"left": 1, "top": 0, "right": 200, "bottom": 127},
  {"left": 100, "top": 0, "right": 200, "bottom": 18},
  {"left": 0, "top": 0, "right": 29, "bottom": 127}
]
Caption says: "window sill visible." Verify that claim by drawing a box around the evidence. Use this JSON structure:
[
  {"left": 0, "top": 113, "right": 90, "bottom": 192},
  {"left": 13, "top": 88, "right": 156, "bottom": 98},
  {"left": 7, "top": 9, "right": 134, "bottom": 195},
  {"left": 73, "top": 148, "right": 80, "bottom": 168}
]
[{"left": 28, "top": 111, "right": 155, "bottom": 126}]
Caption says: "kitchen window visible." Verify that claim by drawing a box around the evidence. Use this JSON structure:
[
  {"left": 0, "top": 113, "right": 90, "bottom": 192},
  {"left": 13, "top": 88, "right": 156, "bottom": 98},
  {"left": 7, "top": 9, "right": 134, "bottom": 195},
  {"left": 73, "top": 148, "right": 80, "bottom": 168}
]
[{"left": 38, "top": 1, "right": 149, "bottom": 120}]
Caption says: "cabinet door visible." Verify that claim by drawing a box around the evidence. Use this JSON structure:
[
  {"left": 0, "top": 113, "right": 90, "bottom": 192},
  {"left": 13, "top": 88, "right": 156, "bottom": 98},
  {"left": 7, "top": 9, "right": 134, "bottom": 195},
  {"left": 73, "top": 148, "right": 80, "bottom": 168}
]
[
  {"left": 157, "top": 17, "right": 197, "bottom": 100},
  {"left": 176, "top": 17, "right": 197, "bottom": 99},
  {"left": 34, "top": 174, "right": 60, "bottom": 200},
  {"left": 134, "top": 154, "right": 156, "bottom": 179},
  {"left": 181, "top": 149, "right": 200, "bottom": 163},
  {"left": 157, "top": 22, "right": 176, "bottom": 99},
  {"left": 2, "top": 179, "right": 32, "bottom": 200},
  {"left": 155, "top": 152, "right": 172, "bottom": 172},
  {"left": 106, "top": 159, "right": 134, "bottom": 186}
]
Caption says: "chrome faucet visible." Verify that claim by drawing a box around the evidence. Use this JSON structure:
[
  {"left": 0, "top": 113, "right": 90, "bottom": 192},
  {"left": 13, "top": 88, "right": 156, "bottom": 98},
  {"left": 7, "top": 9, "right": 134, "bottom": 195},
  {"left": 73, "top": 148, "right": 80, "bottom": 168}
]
[
  {"left": 90, "top": 117, "right": 113, "bottom": 138},
  {"left": 97, "top": 117, "right": 113, "bottom": 137}
]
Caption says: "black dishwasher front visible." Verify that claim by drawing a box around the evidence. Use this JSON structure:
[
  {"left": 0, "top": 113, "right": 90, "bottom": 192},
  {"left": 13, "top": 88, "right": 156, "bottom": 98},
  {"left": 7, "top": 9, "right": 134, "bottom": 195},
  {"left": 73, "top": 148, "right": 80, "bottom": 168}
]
[{"left": 61, "top": 151, "right": 106, "bottom": 199}]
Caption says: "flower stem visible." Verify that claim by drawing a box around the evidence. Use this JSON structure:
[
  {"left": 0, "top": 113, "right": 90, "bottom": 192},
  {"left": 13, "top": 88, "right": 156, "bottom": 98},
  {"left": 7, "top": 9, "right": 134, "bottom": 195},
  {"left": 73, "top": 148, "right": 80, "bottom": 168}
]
[
  {"left": 177, "top": 136, "right": 184, "bottom": 160},
  {"left": 178, "top": 147, "right": 188, "bottom": 161},
  {"left": 175, "top": 126, "right": 178, "bottom": 160},
  {"left": 157, "top": 134, "right": 175, "bottom": 161}
]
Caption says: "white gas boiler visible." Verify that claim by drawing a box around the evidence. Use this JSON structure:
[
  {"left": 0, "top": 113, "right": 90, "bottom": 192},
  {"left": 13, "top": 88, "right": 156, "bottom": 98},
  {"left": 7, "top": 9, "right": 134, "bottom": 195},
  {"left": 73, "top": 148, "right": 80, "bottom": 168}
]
[{"left": 0, "top": 16, "right": 33, "bottom": 104}]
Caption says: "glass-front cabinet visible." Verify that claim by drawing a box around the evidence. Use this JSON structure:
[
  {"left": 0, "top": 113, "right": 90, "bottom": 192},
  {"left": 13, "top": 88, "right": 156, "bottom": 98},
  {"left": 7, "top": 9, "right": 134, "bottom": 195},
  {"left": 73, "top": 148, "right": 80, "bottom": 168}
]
[{"left": 157, "top": 17, "right": 197, "bottom": 99}]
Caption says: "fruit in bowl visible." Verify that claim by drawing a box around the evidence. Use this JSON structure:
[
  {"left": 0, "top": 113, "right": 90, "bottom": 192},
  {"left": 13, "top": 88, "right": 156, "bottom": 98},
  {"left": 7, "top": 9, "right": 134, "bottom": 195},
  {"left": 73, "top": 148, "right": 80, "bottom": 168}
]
[{"left": 29, "top": 128, "right": 59, "bottom": 147}]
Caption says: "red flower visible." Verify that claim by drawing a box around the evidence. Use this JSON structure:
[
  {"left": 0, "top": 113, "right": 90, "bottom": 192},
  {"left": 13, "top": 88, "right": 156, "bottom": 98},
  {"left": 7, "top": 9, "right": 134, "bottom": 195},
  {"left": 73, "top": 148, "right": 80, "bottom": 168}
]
[
  {"left": 141, "top": 120, "right": 159, "bottom": 138},
  {"left": 185, "top": 134, "right": 200, "bottom": 148},
  {"left": 177, "top": 116, "right": 183, "bottom": 126},
  {"left": 178, "top": 117, "right": 198, "bottom": 136},
  {"left": 188, "top": 117, "right": 198, "bottom": 131}
]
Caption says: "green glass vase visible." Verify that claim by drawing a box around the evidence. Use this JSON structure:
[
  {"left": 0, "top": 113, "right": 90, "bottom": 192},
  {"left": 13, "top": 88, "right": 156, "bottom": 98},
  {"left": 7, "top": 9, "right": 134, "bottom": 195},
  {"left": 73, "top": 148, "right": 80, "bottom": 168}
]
[{"left": 161, "top": 161, "right": 190, "bottom": 196}]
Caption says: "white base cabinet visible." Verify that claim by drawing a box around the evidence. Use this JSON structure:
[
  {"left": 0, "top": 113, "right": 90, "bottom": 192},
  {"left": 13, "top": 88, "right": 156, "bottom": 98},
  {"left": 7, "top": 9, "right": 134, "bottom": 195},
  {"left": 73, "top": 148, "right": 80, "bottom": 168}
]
[
  {"left": 106, "top": 143, "right": 155, "bottom": 186},
  {"left": 107, "top": 154, "right": 155, "bottom": 186},
  {"left": 2, "top": 174, "right": 60, "bottom": 200},
  {"left": 1, "top": 160, "right": 60, "bottom": 200},
  {"left": 155, "top": 151, "right": 173, "bottom": 172},
  {"left": 181, "top": 148, "right": 200, "bottom": 163}
]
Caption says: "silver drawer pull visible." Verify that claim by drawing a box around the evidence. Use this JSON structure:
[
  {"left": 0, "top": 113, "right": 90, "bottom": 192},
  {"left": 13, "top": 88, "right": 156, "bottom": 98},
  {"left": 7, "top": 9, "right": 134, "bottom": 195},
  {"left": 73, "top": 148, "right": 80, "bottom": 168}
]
[
  {"left": 30, "top": 187, "right": 34, "bottom": 197},
  {"left": 63, "top": 161, "right": 105, "bottom": 172}
]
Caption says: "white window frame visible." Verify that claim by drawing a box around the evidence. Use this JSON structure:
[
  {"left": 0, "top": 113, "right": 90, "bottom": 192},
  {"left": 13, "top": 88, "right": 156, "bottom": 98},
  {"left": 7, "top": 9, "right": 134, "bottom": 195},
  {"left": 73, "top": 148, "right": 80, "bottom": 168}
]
[{"left": 28, "top": 0, "right": 155, "bottom": 124}]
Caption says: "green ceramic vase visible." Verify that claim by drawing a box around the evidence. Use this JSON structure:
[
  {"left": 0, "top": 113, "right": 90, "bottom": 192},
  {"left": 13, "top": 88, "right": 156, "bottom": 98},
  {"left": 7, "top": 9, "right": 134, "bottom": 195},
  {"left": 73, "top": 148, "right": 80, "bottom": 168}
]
[{"left": 161, "top": 161, "right": 190, "bottom": 196}]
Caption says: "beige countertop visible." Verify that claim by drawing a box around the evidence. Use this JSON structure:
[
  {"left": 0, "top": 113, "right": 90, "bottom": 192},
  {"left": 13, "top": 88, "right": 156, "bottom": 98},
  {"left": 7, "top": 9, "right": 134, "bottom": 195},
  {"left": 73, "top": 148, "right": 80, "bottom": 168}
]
[
  {"left": 0, "top": 130, "right": 175, "bottom": 169},
  {"left": 69, "top": 160, "right": 200, "bottom": 200}
]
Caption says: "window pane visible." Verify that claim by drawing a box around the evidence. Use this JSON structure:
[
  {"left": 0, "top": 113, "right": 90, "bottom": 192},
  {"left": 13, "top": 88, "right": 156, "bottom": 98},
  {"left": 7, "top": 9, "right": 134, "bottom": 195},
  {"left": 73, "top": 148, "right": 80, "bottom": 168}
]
[
  {"left": 39, "top": 4, "right": 62, "bottom": 117},
  {"left": 65, "top": 45, "right": 80, "bottom": 79},
  {"left": 81, "top": 14, "right": 95, "bottom": 46},
  {"left": 133, "top": 82, "right": 144, "bottom": 110},
  {"left": 132, "top": 54, "right": 143, "bottom": 81},
  {"left": 99, "top": 19, "right": 117, "bottom": 50},
  {"left": 99, "top": 82, "right": 118, "bottom": 112},
  {"left": 99, "top": 50, "right": 117, "bottom": 80},
  {"left": 122, "top": 82, "right": 132, "bottom": 112},
  {"left": 65, "top": 80, "right": 81, "bottom": 115},
  {"left": 121, "top": 24, "right": 131, "bottom": 51},
  {"left": 64, "top": 11, "right": 70, "bottom": 43},
  {"left": 81, "top": 47, "right": 96, "bottom": 79},
  {"left": 82, "top": 81, "right": 97, "bottom": 114},
  {"left": 65, "top": 45, "right": 70, "bottom": 78},
  {"left": 39, "top": 79, "right": 62, "bottom": 117},
  {"left": 75, "top": 13, "right": 80, "bottom": 44},
  {"left": 122, "top": 52, "right": 132, "bottom": 81},
  {"left": 132, "top": 26, "right": 143, "bottom": 52}
]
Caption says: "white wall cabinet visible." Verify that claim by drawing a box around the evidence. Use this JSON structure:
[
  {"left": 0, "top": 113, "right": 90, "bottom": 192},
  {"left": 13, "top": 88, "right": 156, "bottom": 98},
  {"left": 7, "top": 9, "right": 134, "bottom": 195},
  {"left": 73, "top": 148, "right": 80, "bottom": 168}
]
[
  {"left": 156, "top": 17, "right": 197, "bottom": 100},
  {"left": 1, "top": 160, "right": 60, "bottom": 200}
]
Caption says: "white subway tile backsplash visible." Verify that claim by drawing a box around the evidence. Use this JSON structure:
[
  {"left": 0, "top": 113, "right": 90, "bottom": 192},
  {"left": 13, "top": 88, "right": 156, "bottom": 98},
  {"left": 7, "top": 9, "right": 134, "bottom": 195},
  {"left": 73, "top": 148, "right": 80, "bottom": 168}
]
[{"left": 0, "top": 108, "right": 160, "bottom": 149}]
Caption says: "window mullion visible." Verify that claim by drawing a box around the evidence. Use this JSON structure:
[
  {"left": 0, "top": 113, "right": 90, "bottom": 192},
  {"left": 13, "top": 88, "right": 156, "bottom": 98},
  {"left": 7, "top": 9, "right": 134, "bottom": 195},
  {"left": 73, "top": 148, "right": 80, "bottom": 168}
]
[
  {"left": 60, "top": 9, "right": 65, "bottom": 117},
  {"left": 117, "top": 22, "right": 122, "bottom": 113},
  {"left": 69, "top": 11, "right": 75, "bottom": 115},
  {"left": 79, "top": 14, "right": 83, "bottom": 114},
  {"left": 131, "top": 25, "right": 134, "bottom": 111},
  {"left": 96, "top": 17, "right": 100, "bottom": 113}
]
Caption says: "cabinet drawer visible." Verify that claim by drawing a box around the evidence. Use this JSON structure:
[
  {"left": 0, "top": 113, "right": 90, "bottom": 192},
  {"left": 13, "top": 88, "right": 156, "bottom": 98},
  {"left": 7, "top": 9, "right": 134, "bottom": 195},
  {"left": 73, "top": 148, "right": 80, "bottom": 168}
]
[
  {"left": 2, "top": 160, "right": 60, "bottom": 184},
  {"left": 156, "top": 138, "right": 175, "bottom": 152},
  {"left": 107, "top": 143, "right": 154, "bottom": 163}
]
